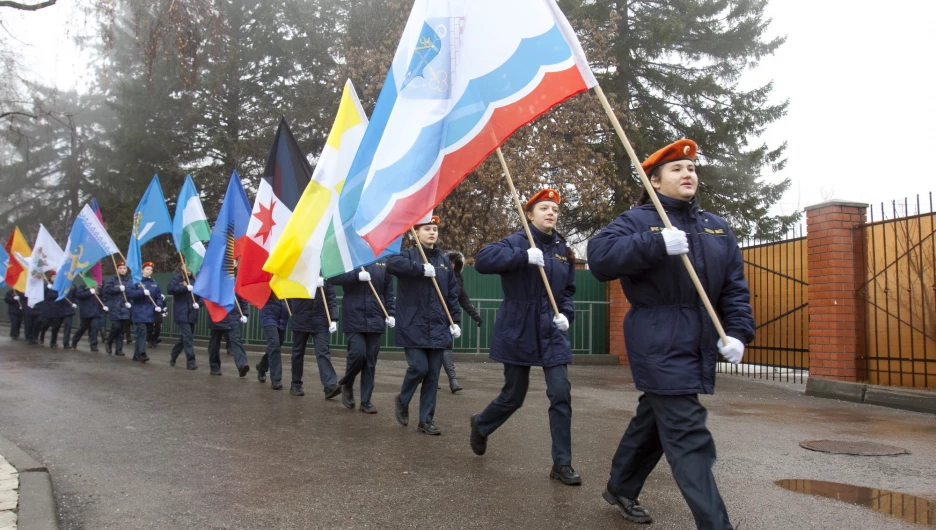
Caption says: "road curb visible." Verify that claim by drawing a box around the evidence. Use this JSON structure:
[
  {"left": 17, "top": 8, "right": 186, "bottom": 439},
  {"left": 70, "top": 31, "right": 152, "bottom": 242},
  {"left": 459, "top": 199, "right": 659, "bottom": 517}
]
[
  {"left": 0, "top": 434, "right": 58, "bottom": 530},
  {"left": 806, "top": 378, "right": 936, "bottom": 415}
]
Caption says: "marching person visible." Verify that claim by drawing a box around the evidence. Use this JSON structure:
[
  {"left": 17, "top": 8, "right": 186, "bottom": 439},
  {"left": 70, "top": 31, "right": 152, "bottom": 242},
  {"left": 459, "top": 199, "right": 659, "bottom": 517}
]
[
  {"left": 23, "top": 294, "right": 42, "bottom": 345},
  {"left": 126, "top": 262, "right": 163, "bottom": 363},
  {"left": 207, "top": 294, "right": 250, "bottom": 377},
  {"left": 5, "top": 289, "right": 23, "bottom": 340},
  {"left": 331, "top": 259, "right": 396, "bottom": 414},
  {"left": 148, "top": 293, "right": 166, "bottom": 348},
  {"left": 587, "top": 139, "right": 754, "bottom": 528},
  {"left": 103, "top": 262, "right": 133, "bottom": 356},
  {"left": 442, "top": 250, "right": 483, "bottom": 393},
  {"left": 71, "top": 283, "right": 106, "bottom": 351},
  {"left": 39, "top": 272, "right": 76, "bottom": 348},
  {"left": 255, "top": 293, "right": 289, "bottom": 390},
  {"left": 167, "top": 265, "right": 200, "bottom": 370},
  {"left": 285, "top": 278, "right": 340, "bottom": 398},
  {"left": 388, "top": 216, "right": 460, "bottom": 435},
  {"left": 468, "top": 189, "right": 580, "bottom": 486}
]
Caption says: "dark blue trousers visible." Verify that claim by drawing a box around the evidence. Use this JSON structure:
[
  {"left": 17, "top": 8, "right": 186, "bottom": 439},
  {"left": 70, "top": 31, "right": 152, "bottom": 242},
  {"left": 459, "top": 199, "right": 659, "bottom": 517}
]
[
  {"left": 257, "top": 326, "right": 286, "bottom": 383},
  {"left": 340, "top": 332, "right": 382, "bottom": 404},
  {"left": 71, "top": 317, "right": 101, "bottom": 347},
  {"left": 133, "top": 322, "right": 148, "bottom": 360},
  {"left": 9, "top": 313, "right": 22, "bottom": 339},
  {"left": 169, "top": 322, "right": 197, "bottom": 367},
  {"left": 399, "top": 348, "right": 443, "bottom": 424}
]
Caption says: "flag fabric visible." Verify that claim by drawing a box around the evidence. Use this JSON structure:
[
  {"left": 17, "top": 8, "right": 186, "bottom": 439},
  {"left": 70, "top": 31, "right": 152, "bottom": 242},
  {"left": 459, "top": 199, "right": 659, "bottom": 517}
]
[
  {"left": 21, "top": 225, "right": 64, "bottom": 308},
  {"left": 194, "top": 171, "right": 252, "bottom": 323},
  {"left": 88, "top": 198, "right": 105, "bottom": 286},
  {"left": 236, "top": 119, "right": 313, "bottom": 308},
  {"left": 172, "top": 175, "right": 211, "bottom": 274},
  {"left": 52, "top": 204, "right": 120, "bottom": 300},
  {"left": 4, "top": 227, "right": 31, "bottom": 291},
  {"left": 0, "top": 246, "right": 8, "bottom": 288},
  {"left": 264, "top": 80, "right": 399, "bottom": 298},
  {"left": 126, "top": 175, "right": 173, "bottom": 284},
  {"left": 350, "top": 0, "right": 597, "bottom": 253}
]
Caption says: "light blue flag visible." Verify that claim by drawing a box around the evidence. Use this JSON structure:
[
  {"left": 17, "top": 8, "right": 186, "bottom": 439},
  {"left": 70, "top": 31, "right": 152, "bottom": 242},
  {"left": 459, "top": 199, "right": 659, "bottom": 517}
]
[
  {"left": 53, "top": 204, "right": 120, "bottom": 300},
  {"left": 126, "top": 175, "right": 173, "bottom": 284},
  {"left": 0, "top": 245, "right": 8, "bottom": 288}
]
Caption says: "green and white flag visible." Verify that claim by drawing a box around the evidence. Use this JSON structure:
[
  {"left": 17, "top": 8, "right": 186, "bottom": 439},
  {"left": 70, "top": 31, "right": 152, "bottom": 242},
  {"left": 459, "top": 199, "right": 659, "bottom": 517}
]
[{"left": 172, "top": 175, "right": 211, "bottom": 274}]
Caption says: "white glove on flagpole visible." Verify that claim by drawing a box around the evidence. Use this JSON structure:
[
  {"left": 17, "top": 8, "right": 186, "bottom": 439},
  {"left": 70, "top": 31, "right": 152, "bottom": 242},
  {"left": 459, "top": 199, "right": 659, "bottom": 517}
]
[
  {"left": 450, "top": 324, "right": 461, "bottom": 339},
  {"left": 717, "top": 336, "right": 745, "bottom": 364},
  {"left": 72, "top": 303, "right": 78, "bottom": 309},
  {"left": 661, "top": 228, "right": 689, "bottom": 255},
  {"left": 90, "top": 288, "right": 96, "bottom": 295},
  {"left": 358, "top": 271, "right": 371, "bottom": 282},
  {"left": 143, "top": 289, "right": 151, "bottom": 296},
  {"left": 553, "top": 313, "right": 570, "bottom": 331},
  {"left": 385, "top": 316, "right": 395, "bottom": 328},
  {"left": 328, "top": 322, "right": 337, "bottom": 334},
  {"left": 423, "top": 264, "right": 435, "bottom": 277},
  {"left": 527, "top": 248, "right": 545, "bottom": 266},
  {"left": 103, "top": 306, "right": 109, "bottom": 312},
  {"left": 13, "top": 295, "right": 19, "bottom": 300},
  {"left": 119, "top": 285, "right": 125, "bottom": 292},
  {"left": 186, "top": 284, "right": 193, "bottom": 292},
  {"left": 124, "top": 302, "right": 131, "bottom": 308},
  {"left": 239, "top": 315, "right": 248, "bottom": 324},
  {"left": 317, "top": 277, "right": 325, "bottom": 288},
  {"left": 192, "top": 302, "right": 200, "bottom": 309}
]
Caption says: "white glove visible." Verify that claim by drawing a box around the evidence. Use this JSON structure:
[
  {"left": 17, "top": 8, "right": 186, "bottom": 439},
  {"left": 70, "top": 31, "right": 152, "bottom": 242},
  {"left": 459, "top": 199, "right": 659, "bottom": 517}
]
[
  {"left": 143, "top": 289, "right": 151, "bottom": 296},
  {"left": 328, "top": 322, "right": 337, "bottom": 334},
  {"left": 90, "top": 288, "right": 96, "bottom": 295},
  {"left": 385, "top": 316, "right": 395, "bottom": 328},
  {"left": 717, "top": 336, "right": 745, "bottom": 364},
  {"left": 240, "top": 315, "right": 248, "bottom": 324},
  {"left": 124, "top": 302, "right": 132, "bottom": 309},
  {"left": 103, "top": 306, "right": 109, "bottom": 312},
  {"left": 13, "top": 295, "right": 19, "bottom": 300},
  {"left": 192, "top": 302, "right": 200, "bottom": 309},
  {"left": 450, "top": 324, "right": 461, "bottom": 339},
  {"left": 119, "top": 285, "right": 125, "bottom": 292},
  {"left": 186, "top": 284, "right": 193, "bottom": 292},
  {"left": 554, "top": 314, "right": 569, "bottom": 331},
  {"left": 72, "top": 303, "right": 78, "bottom": 309},
  {"left": 316, "top": 277, "right": 325, "bottom": 288},
  {"left": 358, "top": 270, "right": 371, "bottom": 282},
  {"left": 527, "top": 248, "right": 545, "bottom": 267},
  {"left": 423, "top": 263, "right": 436, "bottom": 277},
  {"left": 661, "top": 227, "right": 689, "bottom": 256}
]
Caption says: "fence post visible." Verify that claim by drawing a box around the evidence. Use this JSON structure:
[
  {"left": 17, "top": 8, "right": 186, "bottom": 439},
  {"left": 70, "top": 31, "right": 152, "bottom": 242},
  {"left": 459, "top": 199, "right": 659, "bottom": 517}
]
[
  {"left": 607, "top": 285, "right": 630, "bottom": 365},
  {"left": 805, "top": 200, "right": 869, "bottom": 382}
]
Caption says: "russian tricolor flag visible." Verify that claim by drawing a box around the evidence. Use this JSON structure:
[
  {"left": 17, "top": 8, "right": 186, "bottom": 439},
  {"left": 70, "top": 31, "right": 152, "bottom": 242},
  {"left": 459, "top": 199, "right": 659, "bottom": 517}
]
[{"left": 350, "top": 0, "right": 597, "bottom": 253}]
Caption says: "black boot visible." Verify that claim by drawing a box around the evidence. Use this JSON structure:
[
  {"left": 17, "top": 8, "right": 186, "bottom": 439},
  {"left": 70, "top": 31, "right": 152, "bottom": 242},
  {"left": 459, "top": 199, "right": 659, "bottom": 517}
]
[
  {"left": 550, "top": 465, "right": 582, "bottom": 486},
  {"left": 105, "top": 341, "right": 112, "bottom": 355},
  {"left": 394, "top": 394, "right": 408, "bottom": 426},
  {"left": 324, "top": 384, "right": 341, "bottom": 399},
  {"left": 417, "top": 422, "right": 441, "bottom": 435},
  {"left": 271, "top": 380, "right": 283, "bottom": 390},
  {"left": 470, "top": 414, "right": 487, "bottom": 455},
  {"left": 602, "top": 488, "right": 652, "bottom": 524},
  {"left": 449, "top": 377, "right": 463, "bottom": 393},
  {"left": 290, "top": 385, "right": 305, "bottom": 396},
  {"left": 341, "top": 385, "right": 355, "bottom": 409},
  {"left": 256, "top": 364, "right": 266, "bottom": 383},
  {"left": 359, "top": 402, "right": 377, "bottom": 414}
]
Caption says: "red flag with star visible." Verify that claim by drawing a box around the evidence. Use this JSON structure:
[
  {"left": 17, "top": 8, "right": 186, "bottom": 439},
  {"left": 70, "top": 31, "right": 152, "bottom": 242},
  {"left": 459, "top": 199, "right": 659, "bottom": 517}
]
[{"left": 235, "top": 118, "right": 313, "bottom": 308}]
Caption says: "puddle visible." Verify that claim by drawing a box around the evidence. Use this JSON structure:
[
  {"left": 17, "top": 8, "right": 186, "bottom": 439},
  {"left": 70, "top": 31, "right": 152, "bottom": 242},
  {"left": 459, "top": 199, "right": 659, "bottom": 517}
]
[{"left": 776, "top": 479, "right": 936, "bottom": 526}]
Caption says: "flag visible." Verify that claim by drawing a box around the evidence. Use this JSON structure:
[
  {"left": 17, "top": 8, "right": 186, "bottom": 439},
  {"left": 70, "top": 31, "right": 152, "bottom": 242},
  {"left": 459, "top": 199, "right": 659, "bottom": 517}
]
[
  {"left": 126, "top": 175, "right": 173, "bottom": 285},
  {"left": 0, "top": 246, "right": 8, "bottom": 288},
  {"left": 20, "top": 225, "right": 64, "bottom": 308},
  {"left": 193, "top": 171, "right": 252, "bottom": 323},
  {"left": 350, "top": 0, "right": 597, "bottom": 253},
  {"left": 88, "top": 198, "right": 105, "bottom": 286},
  {"left": 172, "top": 175, "right": 211, "bottom": 274},
  {"left": 52, "top": 204, "right": 120, "bottom": 300},
  {"left": 236, "top": 118, "right": 313, "bottom": 308},
  {"left": 4, "top": 227, "right": 31, "bottom": 291},
  {"left": 264, "top": 80, "right": 399, "bottom": 298}
]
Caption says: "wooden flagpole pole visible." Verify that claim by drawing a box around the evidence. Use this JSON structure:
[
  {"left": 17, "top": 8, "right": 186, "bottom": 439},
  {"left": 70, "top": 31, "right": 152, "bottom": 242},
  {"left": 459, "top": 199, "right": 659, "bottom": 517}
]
[{"left": 408, "top": 228, "right": 454, "bottom": 327}]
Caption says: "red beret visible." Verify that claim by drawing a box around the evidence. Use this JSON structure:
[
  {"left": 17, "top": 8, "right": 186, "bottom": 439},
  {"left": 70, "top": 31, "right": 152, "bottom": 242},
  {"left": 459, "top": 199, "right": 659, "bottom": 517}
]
[
  {"left": 415, "top": 215, "right": 440, "bottom": 227},
  {"left": 142, "top": 262, "right": 155, "bottom": 269},
  {"left": 641, "top": 139, "right": 697, "bottom": 177},
  {"left": 525, "top": 188, "right": 561, "bottom": 211},
  {"left": 48, "top": 270, "right": 56, "bottom": 277},
  {"left": 116, "top": 261, "right": 126, "bottom": 267}
]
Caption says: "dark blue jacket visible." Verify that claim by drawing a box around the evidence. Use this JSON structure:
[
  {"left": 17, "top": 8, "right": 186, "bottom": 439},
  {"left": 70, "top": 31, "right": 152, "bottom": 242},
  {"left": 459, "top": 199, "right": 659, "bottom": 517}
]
[
  {"left": 127, "top": 276, "right": 163, "bottom": 324},
  {"left": 75, "top": 286, "right": 104, "bottom": 319},
  {"left": 167, "top": 273, "right": 201, "bottom": 324},
  {"left": 288, "top": 282, "right": 337, "bottom": 334},
  {"left": 5, "top": 290, "right": 23, "bottom": 316},
  {"left": 475, "top": 226, "right": 576, "bottom": 367},
  {"left": 330, "top": 260, "right": 395, "bottom": 334},
  {"left": 260, "top": 295, "right": 289, "bottom": 330},
  {"left": 209, "top": 295, "right": 249, "bottom": 330},
  {"left": 387, "top": 245, "right": 460, "bottom": 349},
  {"left": 103, "top": 274, "right": 133, "bottom": 320},
  {"left": 24, "top": 296, "right": 41, "bottom": 316},
  {"left": 42, "top": 285, "right": 76, "bottom": 319},
  {"left": 587, "top": 195, "right": 755, "bottom": 395}
]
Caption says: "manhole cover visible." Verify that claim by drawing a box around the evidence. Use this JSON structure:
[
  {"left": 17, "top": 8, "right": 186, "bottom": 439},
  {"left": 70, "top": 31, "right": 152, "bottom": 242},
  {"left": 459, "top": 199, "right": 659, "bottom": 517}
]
[{"left": 799, "top": 440, "right": 909, "bottom": 456}]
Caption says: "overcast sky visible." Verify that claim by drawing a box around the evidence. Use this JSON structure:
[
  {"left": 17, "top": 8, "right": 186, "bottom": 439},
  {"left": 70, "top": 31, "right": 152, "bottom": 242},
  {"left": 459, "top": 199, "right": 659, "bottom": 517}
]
[{"left": 4, "top": 0, "right": 935, "bottom": 222}]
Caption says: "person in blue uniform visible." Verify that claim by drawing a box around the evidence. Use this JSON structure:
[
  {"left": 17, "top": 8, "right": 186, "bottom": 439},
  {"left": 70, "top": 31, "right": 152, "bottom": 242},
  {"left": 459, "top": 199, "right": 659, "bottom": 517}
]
[
  {"left": 207, "top": 294, "right": 250, "bottom": 377},
  {"left": 23, "top": 294, "right": 42, "bottom": 344},
  {"left": 167, "top": 265, "right": 201, "bottom": 370},
  {"left": 285, "top": 279, "right": 340, "bottom": 398},
  {"left": 388, "top": 216, "right": 460, "bottom": 436},
  {"left": 71, "top": 283, "right": 106, "bottom": 351},
  {"left": 103, "top": 262, "right": 133, "bottom": 356},
  {"left": 255, "top": 294, "right": 289, "bottom": 390},
  {"left": 468, "top": 189, "right": 580, "bottom": 486},
  {"left": 586, "top": 139, "right": 754, "bottom": 528},
  {"left": 5, "top": 289, "right": 23, "bottom": 340},
  {"left": 39, "top": 272, "right": 76, "bottom": 348},
  {"left": 330, "top": 259, "right": 396, "bottom": 414},
  {"left": 126, "top": 262, "right": 163, "bottom": 363}
]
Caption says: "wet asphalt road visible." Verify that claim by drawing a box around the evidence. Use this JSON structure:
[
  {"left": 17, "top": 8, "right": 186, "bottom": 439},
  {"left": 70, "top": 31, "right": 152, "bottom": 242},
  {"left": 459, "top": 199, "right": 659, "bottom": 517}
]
[{"left": 1, "top": 335, "right": 936, "bottom": 529}]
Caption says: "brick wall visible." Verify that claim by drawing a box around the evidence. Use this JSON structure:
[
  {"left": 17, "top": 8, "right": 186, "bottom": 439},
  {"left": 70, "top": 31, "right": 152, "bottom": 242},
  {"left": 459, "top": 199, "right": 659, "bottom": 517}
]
[{"left": 608, "top": 282, "right": 630, "bottom": 365}]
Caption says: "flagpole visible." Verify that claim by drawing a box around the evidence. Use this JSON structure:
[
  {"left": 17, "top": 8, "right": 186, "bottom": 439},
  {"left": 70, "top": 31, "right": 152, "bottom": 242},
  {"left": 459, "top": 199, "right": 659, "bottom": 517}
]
[
  {"left": 592, "top": 85, "right": 727, "bottom": 342},
  {"left": 177, "top": 253, "right": 199, "bottom": 304},
  {"left": 494, "top": 147, "right": 561, "bottom": 318},
  {"left": 138, "top": 282, "right": 159, "bottom": 308},
  {"left": 319, "top": 285, "right": 332, "bottom": 323},
  {"left": 284, "top": 299, "right": 293, "bottom": 317},
  {"left": 110, "top": 254, "right": 130, "bottom": 305},
  {"left": 408, "top": 228, "right": 454, "bottom": 327},
  {"left": 79, "top": 272, "right": 107, "bottom": 309},
  {"left": 360, "top": 267, "right": 390, "bottom": 318},
  {"left": 234, "top": 297, "right": 245, "bottom": 318}
]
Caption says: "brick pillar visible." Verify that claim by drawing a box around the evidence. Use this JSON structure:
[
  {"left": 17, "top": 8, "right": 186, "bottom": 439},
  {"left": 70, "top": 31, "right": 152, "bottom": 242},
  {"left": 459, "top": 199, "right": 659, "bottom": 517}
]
[
  {"left": 805, "top": 200, "right": 868, "bottom": 381},
  {"left": 608, "top": 283, "right": 631, "bottom": 365}
]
